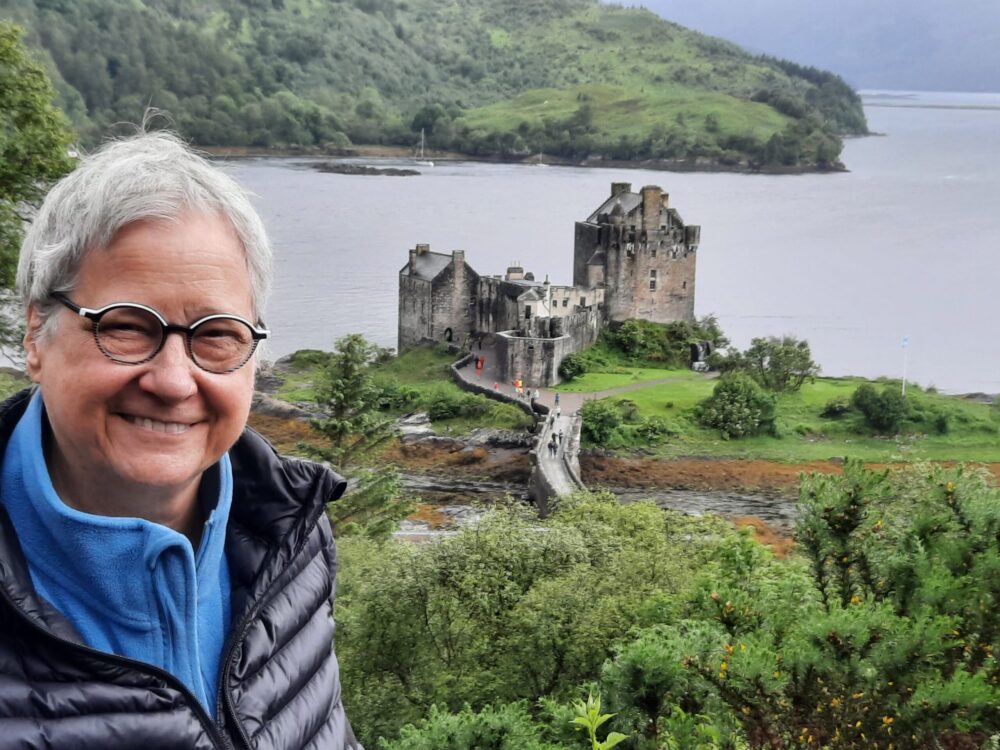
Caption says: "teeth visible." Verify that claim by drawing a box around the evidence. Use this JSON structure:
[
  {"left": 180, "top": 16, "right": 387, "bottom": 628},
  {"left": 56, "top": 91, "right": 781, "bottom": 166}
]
[{"left": 125, "top": 415, "right": 191, "bottom": 434}]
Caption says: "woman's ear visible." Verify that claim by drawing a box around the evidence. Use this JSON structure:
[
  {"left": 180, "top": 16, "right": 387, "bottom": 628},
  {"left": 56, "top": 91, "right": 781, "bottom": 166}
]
[{"left": 24, "top": 305, "right": 44, "bottom": 383}]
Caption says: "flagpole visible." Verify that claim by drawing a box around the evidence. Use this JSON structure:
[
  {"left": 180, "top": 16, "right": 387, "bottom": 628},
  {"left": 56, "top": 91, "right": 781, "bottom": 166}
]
[{"left": 901, "top": 336, "right": 909, "bottom": 396}]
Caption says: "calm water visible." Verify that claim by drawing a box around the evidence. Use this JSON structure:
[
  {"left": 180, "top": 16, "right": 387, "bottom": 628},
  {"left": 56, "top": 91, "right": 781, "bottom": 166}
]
[{"left": 222, "top": 91, "right": 1000, "bottom": 394}]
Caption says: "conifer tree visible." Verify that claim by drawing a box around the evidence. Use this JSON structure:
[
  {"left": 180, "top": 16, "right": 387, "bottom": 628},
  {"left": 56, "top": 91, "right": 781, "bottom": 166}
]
[{"left": 300, "top": 334, "right": 414, "bottom": 539}]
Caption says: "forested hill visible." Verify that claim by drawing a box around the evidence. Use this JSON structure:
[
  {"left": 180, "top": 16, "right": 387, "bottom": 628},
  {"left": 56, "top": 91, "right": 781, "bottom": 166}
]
[{"left": 1, "top": 0, "right": 868, "bottom": 170}]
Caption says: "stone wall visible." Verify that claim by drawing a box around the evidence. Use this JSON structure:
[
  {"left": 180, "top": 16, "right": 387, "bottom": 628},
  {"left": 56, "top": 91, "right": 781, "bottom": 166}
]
[
  {"left": 397, "top": 274, "right": 432, "bottom": 351},
  {"left": 572, "top": 221, "right": 601, "bottom": 287},
  {"left": 494, "top": 306, "right": 602, "bottom": 386},
  {"left": 430, "top": 251, "right": 478, "bottom": 347},
  {"left": 475, "top": 277, "right": 525, "bottom": 333}
]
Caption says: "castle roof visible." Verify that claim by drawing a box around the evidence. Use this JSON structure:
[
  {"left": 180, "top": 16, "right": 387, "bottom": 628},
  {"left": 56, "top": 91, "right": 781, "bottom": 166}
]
[
  {"left": 402, "top": 250, "right": 453, "bottom": 281},
  {"left": 586, "top": 192, "right": 641, "bottom": 223}
]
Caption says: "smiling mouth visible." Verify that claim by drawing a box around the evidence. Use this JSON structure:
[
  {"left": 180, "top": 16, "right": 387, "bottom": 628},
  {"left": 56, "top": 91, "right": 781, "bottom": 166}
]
[{"left": 122, "top": 414, "right": 194, "bottom": 434}]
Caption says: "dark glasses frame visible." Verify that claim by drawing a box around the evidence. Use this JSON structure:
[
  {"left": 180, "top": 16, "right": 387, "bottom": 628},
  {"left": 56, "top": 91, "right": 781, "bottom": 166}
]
[{"left": 50, "top": 292, "right": 269, "bottom": 374}]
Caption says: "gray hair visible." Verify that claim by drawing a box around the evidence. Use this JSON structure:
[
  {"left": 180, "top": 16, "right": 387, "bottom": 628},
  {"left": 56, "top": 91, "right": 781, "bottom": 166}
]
[{"left": 17, "top": 131, "right": 272, "bottom": 333}]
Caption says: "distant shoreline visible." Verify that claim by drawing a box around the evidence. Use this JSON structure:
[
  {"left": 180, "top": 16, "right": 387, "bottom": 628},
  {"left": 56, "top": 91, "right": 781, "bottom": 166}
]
[{"left": 203, "top": 144, "right": 848, "bottom": 175}]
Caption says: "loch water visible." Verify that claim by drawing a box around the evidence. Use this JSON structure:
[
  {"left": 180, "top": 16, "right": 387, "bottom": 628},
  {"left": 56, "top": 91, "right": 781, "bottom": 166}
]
[{"left": 222, "top": 91, "right": 1000, "bottom": 395}]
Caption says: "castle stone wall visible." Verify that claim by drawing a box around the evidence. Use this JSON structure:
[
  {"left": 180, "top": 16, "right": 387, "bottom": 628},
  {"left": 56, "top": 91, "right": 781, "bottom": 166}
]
[
  {"left": 573, "top": 222, "right": 601, "bottom": 287},
  {"left": 429, "top": 258, "right": 477, "bottom": 346},
  {"left": 495, "top": 307, "right": 602, "bottom": 386},
  {"left": 475, "top": 278, "right": 524, "bottom": 333},
  {"left": 398, "top": 275, "right": 432, "bottom": 351}
]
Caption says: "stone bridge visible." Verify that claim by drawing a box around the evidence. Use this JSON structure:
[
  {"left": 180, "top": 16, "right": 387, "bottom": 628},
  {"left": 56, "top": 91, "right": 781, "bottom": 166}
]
[{"left": 449, "top": 350, "right": 585, "bottom": 514}]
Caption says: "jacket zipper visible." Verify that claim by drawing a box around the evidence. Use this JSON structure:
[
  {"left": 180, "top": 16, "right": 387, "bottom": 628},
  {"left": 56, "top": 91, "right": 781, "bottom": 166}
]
[
  {"left": 217, "top": 503, "right": 329, "bottom": 750},
  {"left": 0, "top": 584, "right": 232, "bottom": 749}
]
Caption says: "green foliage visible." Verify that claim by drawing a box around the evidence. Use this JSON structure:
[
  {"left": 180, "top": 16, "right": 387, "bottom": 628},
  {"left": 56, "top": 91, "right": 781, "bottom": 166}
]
[
  {"left": 597, "top": 462, "right": 1000, "bottom": 748},
  {"left": 300, "top": 334, "right": 413, "bottom": 539},
  {"left": 696, "top": 373, "right": 776, "bottom": 439},
  {"left": 820, "top": 396, "right": 851, "bottom": 419},
  {"left": 605, "top": 318, "right": 725, "bottom": 369},
  {"left": 742, "top": 336, "right": 819, "bottom": 392},
  {"left": 712, "top": 336, "right": 819, "bottom": 393},
  {"left": 336, "top": 494, "right": 733, "bottom": 746},
  {"left": 570, "top": 693, "right": 627, "bottom": 750},
  {"left": 0, "top": 22, "right": 74, "bottom": 354},
  {"left": 9, "top": 0, "right": 866, "bottom": 168},
  {"left": 559, "top": 352, "right": 588, "bottom": 381},
  {"left": 579, "top": 399, "right": 622, "bottom": 444},
  {"left": 383, "top": 702, "right": 569, "bottom": 750},
  {"left": 851, "top": 382, "right": 909, "bottom": 433},
  {"left": 340, "top": 463, "right": 1000, "bottom": 748}
]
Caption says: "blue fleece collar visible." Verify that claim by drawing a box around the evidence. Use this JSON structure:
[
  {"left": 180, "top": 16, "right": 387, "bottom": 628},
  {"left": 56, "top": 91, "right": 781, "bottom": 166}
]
[{"left": 0, "top": 390, "right": 232, "bottom": 717}]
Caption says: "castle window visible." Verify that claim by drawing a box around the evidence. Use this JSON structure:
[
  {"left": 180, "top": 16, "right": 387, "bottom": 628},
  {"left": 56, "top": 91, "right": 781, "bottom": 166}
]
[
  {"left": 682, "top": 281, "right": 687, "bottom": 290},
  {"left": 580, "top": 297, "right": 586, "bottom": 307},
  {"left": 562, "top": 299, "right": 568, "bottom": 307},
  {"left": 524, "top": 305, "right": 531, "bottom": 319},
  {"left": 650, "top": 246, "right": 657, "bottom": 258},
  {"left": 649, "top": 270, "right": 657, "bottom": 291}
]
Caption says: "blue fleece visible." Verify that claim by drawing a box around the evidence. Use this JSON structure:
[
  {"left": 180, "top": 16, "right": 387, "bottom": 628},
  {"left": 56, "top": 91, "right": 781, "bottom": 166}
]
[{"left": 0, "top": 390, "right": 232, "bottom": 717}]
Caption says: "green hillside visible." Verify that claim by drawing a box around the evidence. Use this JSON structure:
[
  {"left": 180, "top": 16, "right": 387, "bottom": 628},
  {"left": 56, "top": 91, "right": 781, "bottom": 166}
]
[{"left": 0, "top": 0, "right": 868, "bottom": 169}]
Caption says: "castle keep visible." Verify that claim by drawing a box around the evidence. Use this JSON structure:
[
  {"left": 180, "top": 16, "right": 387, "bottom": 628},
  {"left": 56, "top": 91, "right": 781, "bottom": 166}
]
[{"left": 398, "top": 183, "right": 701, "bottom": 385}]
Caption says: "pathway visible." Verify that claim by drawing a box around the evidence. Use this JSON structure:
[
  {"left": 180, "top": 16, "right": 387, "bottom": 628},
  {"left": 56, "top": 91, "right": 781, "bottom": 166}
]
[{"left": 454, "top": 344, "right": 715, "bottom": 509}]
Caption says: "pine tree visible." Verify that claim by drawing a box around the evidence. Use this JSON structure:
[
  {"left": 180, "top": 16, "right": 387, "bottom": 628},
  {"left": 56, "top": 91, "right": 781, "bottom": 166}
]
[{"left": 300, "top": 334, "right": 414, "bottom": 539}]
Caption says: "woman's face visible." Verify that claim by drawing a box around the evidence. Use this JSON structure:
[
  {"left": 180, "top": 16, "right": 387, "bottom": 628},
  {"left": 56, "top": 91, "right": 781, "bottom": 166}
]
[{"left": 25, "top": 210, "right": 256, "bottom": 504}]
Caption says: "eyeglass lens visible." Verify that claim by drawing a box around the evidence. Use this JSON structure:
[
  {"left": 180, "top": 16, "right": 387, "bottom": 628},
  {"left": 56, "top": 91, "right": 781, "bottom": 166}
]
[{"left": 95, "top": 306, "right": 256, "bottom": 372}]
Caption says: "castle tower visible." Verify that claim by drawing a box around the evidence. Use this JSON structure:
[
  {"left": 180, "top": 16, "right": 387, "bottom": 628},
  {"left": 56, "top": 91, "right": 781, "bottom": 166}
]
[{"left": 573, "top": 182, "right": 700, "bottom": 325}]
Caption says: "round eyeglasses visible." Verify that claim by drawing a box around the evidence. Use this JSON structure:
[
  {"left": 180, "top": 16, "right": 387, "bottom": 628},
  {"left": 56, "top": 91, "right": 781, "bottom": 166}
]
[{"left": 51, "top": 293, "right": 270, "bottom": 374}]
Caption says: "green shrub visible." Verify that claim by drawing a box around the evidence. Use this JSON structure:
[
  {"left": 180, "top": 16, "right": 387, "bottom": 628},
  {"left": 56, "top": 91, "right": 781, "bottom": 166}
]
[
  {"left": 580, "top": 399, "right": 623, "bottom": 444},
  {"left": 851, "top": 383, "right": 909, "bottom": 433},
  {"left": 425, "top": 388, "right": 492, "bottom": 421},
  {"left": 820, "top": 396, "right": 851, "bottom": 419},
  {"left": 695, "top": 373, "right": 776, "bottom": 439},
  {"left": 376, "top": 380, "right": 422, "bottom": 411},
  {"left": 559, "top": 353, "right": 588, "bottom": 381},
  {"left": 638, "top": 416, "right": 674, "bottom": 443},
  {"left": 614, "top": 398, "right": 640, "bottom": 424},
  {"left": 384, "top": 702, "right": 568, "bottom": 750}
]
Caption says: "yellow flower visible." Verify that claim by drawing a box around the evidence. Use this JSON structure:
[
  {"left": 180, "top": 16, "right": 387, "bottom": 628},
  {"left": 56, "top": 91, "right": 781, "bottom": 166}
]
[
  {"left": 883, "top": 716, "right": 894, "bottom": 725},
  {"left": 850, "top": 595, "right": 862, "bottom": 605}
]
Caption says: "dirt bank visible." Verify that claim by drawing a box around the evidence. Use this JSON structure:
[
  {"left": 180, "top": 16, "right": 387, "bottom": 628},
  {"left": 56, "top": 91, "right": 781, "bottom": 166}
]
[{"left": 581, "top": 454, "right": 1000, "bottom": 498}]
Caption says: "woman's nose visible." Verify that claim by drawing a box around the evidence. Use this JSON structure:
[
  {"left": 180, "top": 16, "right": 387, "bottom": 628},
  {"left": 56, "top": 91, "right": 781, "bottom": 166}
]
[{"left": 137, "top": 331, "right": 198, "bottom": 401}]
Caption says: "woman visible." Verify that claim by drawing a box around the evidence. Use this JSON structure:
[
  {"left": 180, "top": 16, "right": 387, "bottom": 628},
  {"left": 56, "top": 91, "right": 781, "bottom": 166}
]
[{"left": 0, "top": 132, "right": 361, "bottom": 749}]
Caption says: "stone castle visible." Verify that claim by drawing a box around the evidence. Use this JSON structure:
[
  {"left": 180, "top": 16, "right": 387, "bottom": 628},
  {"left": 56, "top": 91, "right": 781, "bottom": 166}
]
[{"left": 398, "top": 182, "right": 701, "bottom": 385}]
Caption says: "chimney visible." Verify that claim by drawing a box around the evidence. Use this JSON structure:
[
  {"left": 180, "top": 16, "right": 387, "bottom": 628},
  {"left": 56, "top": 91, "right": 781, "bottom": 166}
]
[
  {"left": 611, "top": 182, "right": 632, "bottom": 198},
  {"left": 415, "top": 243, "right": 430, "bottom": 255},
  {"left": 408, "top": 247, "right": 416, "bottom": 271},
  {"left": 660, "top": 192, "right": 670, "bottom": 210},
  {"left": 641, "top": 185, "right": 662, "bottom": 233}
]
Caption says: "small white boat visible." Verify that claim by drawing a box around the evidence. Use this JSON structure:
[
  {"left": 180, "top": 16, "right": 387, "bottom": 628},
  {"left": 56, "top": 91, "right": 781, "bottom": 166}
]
[{"left": 415, "top": 128, "right": 434, "bottom": 167}]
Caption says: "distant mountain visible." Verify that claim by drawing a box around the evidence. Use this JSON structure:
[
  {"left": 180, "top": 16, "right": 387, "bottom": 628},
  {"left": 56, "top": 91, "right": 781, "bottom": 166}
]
[
  {"left": 0, "top": 0, "right": 868, "bottom": 169},
  {"left": 628, "top": 0, "right": 1000, "bottom": 93}
]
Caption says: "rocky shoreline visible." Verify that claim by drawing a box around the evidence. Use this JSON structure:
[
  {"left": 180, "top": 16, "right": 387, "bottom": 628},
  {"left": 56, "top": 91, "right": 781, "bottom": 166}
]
[{"left": 203, "top": 144, "right": 846, "bottom": 175}]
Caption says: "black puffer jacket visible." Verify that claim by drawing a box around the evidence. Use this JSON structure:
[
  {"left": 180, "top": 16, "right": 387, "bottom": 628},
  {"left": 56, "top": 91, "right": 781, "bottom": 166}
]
[{"left": 0, "top": 390, "right": 362, "bottom": 750}]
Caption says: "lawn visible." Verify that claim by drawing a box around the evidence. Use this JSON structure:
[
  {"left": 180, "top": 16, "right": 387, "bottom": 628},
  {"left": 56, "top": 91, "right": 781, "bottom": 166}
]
[
  {"left": 553, "top": 367, "right": 699, "bottom": 393},
  {"left": 587, "top": 375, "right": 1000, "bottom": 463}
]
